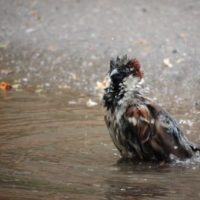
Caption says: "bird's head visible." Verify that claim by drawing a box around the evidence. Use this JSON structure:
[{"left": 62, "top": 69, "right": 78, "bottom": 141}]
[
  {"left": 108, "top": 55, "right": 144, "bottom": 92},
  {"left": 103, "top": 55, "right": 144, "bottom": 111}
]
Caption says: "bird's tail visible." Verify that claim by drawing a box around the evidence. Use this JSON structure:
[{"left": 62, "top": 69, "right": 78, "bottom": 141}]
[{"left": 187, "top": 140, "right": 200, "bottom": 152}]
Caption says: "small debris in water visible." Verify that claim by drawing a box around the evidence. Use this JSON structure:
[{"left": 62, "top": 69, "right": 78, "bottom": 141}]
[
  {"left": 49, "top": 46, "right": 57, "bottom": 51},
  {"left": 1, "top": 69, "right": 13, "bottom": 75},
  {"left": 68, "top": 101, "right": 77, "bottom": 105},
  {"left": 58, "top": 83, "right": 71, "bottom": 89},
  {"left": 93, "top": 184, "right": 100, "bottom": 187},
  {"left": 22, "top": 78, "right": 28, "bottom": 82},
  {"left": 195, "top": 101, "right": 200, "bottom": 106},
  {"left": 58, "top": 83, "right": 70, "bottom": 89},
  {"left": 12, "top": 84, "right": 21, "bottom": 89},
  {"left": 95, "top": 80, "right": 107, "bottom": 91},
  {"left": 95, "top": 77, "right": 110, "bottom": 100},
  {"left": 35, "top": 88, "right": 44, "bottom": 93},
  {"left": 68, "top": 73, "right": 77, "bottom": 80},
  {"left": 45, "top": 83, "right": 50, "bottom": 87},
  {"left": 172, "top": 49, "right": 179, "bottom": 53},
  {"left": 192, "top": 167, "right": 196, "bottom": 170},
  {"left": 86, "top": 99, "right": 98, "bottom": 107},
  {"left": 0, "top": 82, "right": 12, "bottom": 90},
  {"left": 163, "top": 58, "right": 173, "bottom": 68},
  {"left": 137, "top": 39, "right": 148, "bottom": 44},
  {"left": 176, "top": 58, "right": 185, "bottom": 63},
  {"left": 25, "top": 28, "right": 36, "bottom": 33},
  {"left": 186, "top": 130, "right": 191, "bottom": 135},
  {"left": 0, "top": 42, "right": 9, "bottom": 48},
  {"left": 30, "top": 10, "right": 38, "bottom": 16}
]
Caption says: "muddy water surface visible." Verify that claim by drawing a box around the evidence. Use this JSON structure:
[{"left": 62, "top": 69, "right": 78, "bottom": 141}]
[
  {"left": 0, "top": 88, "right": 200, "bottom": 200},
  {"left": 1, "top": 0, "right": 200, "bottom": 199}
]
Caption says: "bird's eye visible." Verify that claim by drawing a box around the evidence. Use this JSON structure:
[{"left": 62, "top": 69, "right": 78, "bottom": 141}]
[{"left": 125, "top": 68, "right": 131, "bottom": 74}]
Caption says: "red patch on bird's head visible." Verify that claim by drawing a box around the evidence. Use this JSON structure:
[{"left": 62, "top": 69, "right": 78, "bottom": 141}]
[{"left": 127, "top": 58, "right": 144, "bottom": 79}]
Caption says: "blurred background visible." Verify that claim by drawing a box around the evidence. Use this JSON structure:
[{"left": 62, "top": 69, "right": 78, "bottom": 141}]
[
  {"left": 0, "top": 0, "right": 200, "bottom": 199},
  {"left": 1, "top": 0, "right": 200, "bottom": 95}
]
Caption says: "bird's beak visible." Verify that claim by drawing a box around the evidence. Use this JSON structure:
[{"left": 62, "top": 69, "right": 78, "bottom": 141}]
[{"left": 110, "top": 68, "right": 119, "bottom": 77}]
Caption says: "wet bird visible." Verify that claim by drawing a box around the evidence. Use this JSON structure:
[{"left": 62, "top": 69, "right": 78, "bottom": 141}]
[{"left": 102, "top": 55, "right": 200, "bottom": 162}]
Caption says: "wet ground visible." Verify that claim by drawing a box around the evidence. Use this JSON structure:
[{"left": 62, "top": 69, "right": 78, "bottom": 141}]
[{"left": 0, "top": 0, "right": 200, "bottom": 199}]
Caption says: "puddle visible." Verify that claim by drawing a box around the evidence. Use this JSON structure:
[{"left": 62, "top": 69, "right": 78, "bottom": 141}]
[
  {"left": 0, "top": 1, "right": 200, "bottom": 197},
  {"left": 0, "top": 88, "right": 200, "bottom": 199}
]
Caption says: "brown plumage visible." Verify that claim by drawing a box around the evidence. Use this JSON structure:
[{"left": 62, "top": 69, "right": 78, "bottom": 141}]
[
  {"left": 102, "top": 55, "right": 200, "bottom": 162},
  {"left": 127, "top": 58, "right": 144, "bottom": 79}
]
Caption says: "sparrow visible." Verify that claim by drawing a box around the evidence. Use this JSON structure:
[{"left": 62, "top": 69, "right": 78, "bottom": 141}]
[{"left": 102, "top": 54, "right": 200, "bottom": 162}]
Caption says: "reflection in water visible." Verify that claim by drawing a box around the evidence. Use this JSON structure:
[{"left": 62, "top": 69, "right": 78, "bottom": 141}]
[
  {"left": 0, "top": 91, "right": 200, "bottom": 199},
  {"left": 105, "top": 161, "right": 169, "bottom": 199},
  {"left": 105, "top": 159, "right": 200, "bottom": 199},
  {"left": 106, "top": 181, "right": 169, "bottom": 199}
]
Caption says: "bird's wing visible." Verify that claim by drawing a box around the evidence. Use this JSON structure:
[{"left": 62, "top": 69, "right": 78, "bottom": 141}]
[
  {"left": 125, "top": 102, "right": 152, "bottom": 144},
  {"left": 124, "top": 94, "right": 198, "bottom": 160},
  {"left": 123, "top": 96, "right": 156, "bottom": 159}
]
